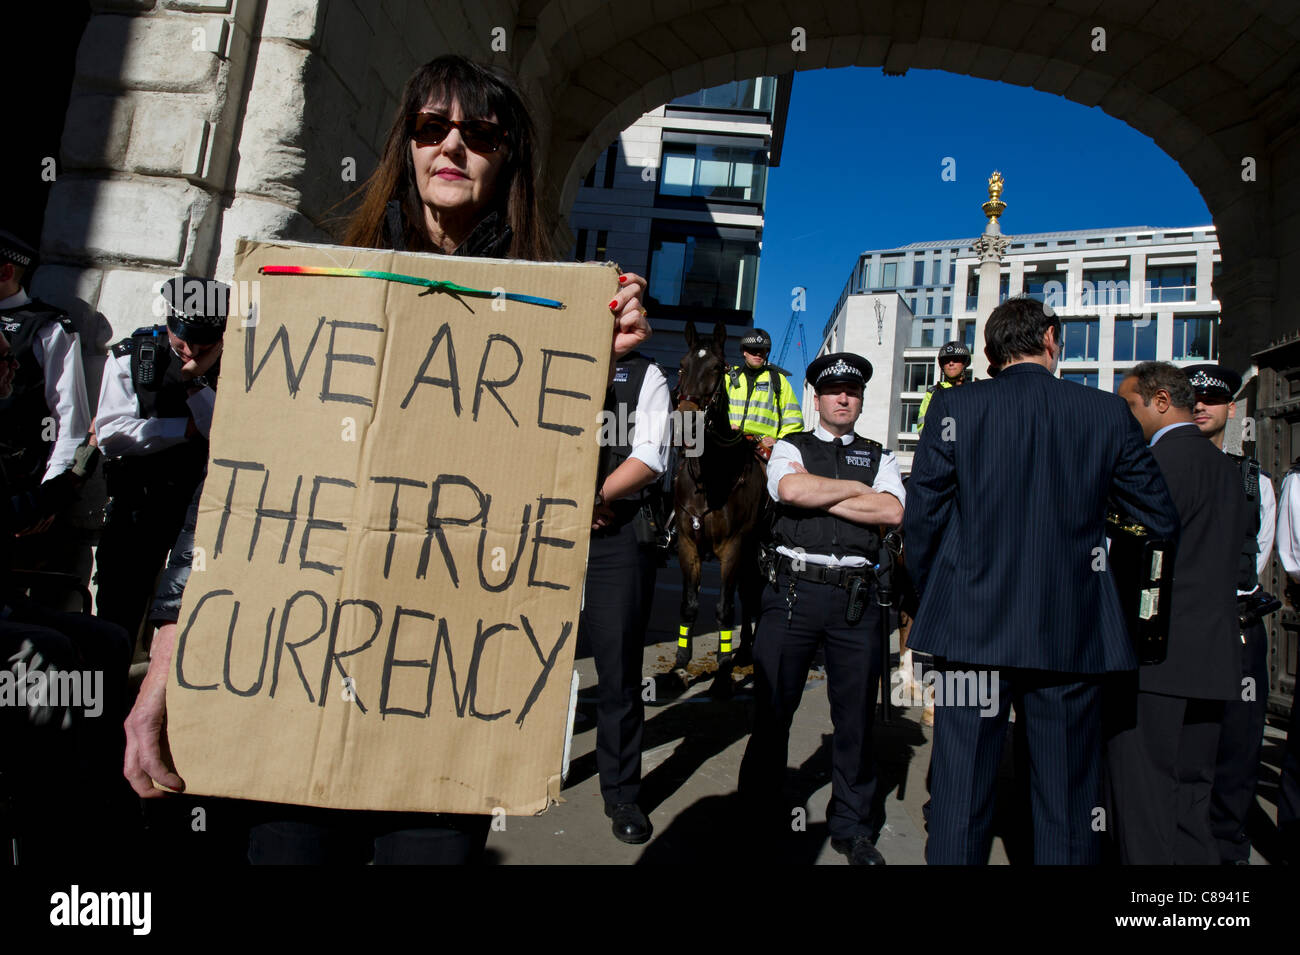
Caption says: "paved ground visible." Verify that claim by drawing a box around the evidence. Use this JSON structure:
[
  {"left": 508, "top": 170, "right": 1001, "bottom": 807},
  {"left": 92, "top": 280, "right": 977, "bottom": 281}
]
[{"left": 486, "top": 559, "right": 1286, "bottom": 864}]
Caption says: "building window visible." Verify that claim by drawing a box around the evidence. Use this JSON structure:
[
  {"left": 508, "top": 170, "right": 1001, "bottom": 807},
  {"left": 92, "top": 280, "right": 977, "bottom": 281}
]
[
  {"left": 1147, "top": 264, "right": 1197, "bottom": 303},
  {"left": 901, "top": 399, "right": 922, "bottom": 433},
  {"left": 941, "top": 295, "right": 951, "bottom": 314},
  {"left": 960, "top": 320, "right": 975, "bottom": 351},
  {"left": 595, "top": 230, "right": 608, "bottom": 260},
  {"left": 1112, "top": 371, "right": 1132, "bottom": 393},
  {"left": 575, "top": 228, "right": 589, "bottom": 261},
  {"left": 881, "top": 261, "right": 898, "bottom": 287},
  {"left": 670, "top": 77, "right": 775, "bottom": 111},
  {"left": 1081, "top": 267, "right": 1130, "bottom": 306},
  {"left": 659, "top": 144, "right": 767, "bottom": 202},
  {"left": 1062, "top": 371, "right": 1099, "bottom": 389},
  {"left": 999, "top": 273, "right": 1010, "bottom": 304},
  {"left": 911, "top": 296, "right": 922, "bottom": 315},
  {"left": 1060, "top": 318, "right": 1099, "bottom": 361},
  {"left": 904, "top": 361, "right": 935, "bottom": 392},
  {"left": 1113, "top": 317, "right": 1156, "bottom": 362},
  {"left": 1027, "top": 270, "right": 1068, "bottom": 307},
  {"left": 603, "top": 144, "right": 617, "bottom": 188},
  {"left": 646, "top": 228, "right": 760, "bottom": 313},
  {"left": 1172, "top": 317, "right": 1216, "bottom": 360},
  {"left": 913, "top": 260, "right": 925, "bottom": 285},
  {"left": 966, "top": 272, "right": 979, "bottom": 311},
  {"left": 949, "top": 262, "right": 956, "bottom": 284}
]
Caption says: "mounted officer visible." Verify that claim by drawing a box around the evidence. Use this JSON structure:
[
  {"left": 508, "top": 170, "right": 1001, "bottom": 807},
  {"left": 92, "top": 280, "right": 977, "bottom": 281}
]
[
  {"left": 917, "top": 340, "right": 969, "bottom": 432},
  {"left": 723, "top": 327, "right": 803, "bottom": 461}
]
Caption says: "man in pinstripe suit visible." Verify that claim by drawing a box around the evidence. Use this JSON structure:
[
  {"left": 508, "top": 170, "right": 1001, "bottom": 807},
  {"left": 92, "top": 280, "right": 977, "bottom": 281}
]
[{"left": 904, "top": 297, "right": 1180, "bottom": 865}]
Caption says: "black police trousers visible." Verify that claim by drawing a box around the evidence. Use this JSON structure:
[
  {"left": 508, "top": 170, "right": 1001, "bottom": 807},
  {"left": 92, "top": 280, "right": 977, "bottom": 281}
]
[
  {"left": 580, "top": 519, "right": 655, "bottom": 807},
  {"left": 95, "top": 476, "right": 196, "bottom": 648},
  {"left": 1210, "top": 618, "right": 1268, "bottom": 862},
  {"left": 738, "top": 571, "right": 882, "bottom": 841},
  {"left": 245, "top": 805, "right": 491, "bottom": 865}
]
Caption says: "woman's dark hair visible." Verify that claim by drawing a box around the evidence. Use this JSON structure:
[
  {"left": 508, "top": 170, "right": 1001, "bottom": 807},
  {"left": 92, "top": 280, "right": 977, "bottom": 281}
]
[
  {"left": 342, "top": 55, "right": 551, "bottom": 260},
  {"left": 1126, "top": 361, "right": 1195, "bottom": 410},
  {"left": 983, "top": 295, "right": 1063, "bottom": 367}
]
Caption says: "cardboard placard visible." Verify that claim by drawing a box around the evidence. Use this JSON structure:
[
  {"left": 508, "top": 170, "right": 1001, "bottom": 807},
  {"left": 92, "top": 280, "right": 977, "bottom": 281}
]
[{"left": 164, "top": 239, "right": 615, "bottom": 814}]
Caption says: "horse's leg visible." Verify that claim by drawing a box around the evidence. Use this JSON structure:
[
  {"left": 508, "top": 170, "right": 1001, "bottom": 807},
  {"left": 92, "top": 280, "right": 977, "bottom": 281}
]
[{"left": 676, "top": 533, "right": 701, "bottom": 672}]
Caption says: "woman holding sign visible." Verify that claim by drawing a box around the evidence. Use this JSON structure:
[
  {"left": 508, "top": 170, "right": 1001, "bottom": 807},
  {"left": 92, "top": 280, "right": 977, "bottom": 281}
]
[{"left": 123, "top": 55, "right": 652, "bottom": 864}]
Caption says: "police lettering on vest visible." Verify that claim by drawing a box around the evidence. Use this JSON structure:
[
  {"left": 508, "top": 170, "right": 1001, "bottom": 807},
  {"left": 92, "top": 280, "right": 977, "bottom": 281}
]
[{"left": 771, "top": 431, "right": 884, "bottom": 559}]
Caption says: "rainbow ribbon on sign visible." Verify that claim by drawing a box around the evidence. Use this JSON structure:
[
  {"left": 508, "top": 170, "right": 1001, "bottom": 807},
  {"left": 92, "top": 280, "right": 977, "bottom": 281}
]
[{"left": 258, "top": 265, "right": 566, "bottom": 310}]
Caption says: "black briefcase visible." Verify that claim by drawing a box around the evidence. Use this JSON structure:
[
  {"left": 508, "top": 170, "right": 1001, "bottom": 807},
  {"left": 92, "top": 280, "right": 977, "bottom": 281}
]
[{"left": 1105, "top": 511, "right": 1176, "bottom": 665}]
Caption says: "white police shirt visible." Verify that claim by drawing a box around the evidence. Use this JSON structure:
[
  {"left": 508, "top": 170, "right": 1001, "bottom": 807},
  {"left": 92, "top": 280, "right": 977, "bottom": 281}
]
[
  {"left": 95, "top": 346, "right": 216, "bottom": 457},
  {"left": 621, "top": 362, "right": 671, "bottom": 476},
  {"left": 1277, "top": 470, "right": 1300, "bottom": 583},
  {"left": 0, "top": 289, "right": 90, "bottom": 482},
  {"left": 766, "top": 422, "right": 906, "bottom": 567}
]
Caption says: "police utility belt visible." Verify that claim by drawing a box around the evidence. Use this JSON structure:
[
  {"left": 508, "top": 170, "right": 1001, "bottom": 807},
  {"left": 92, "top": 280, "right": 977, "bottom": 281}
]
[{"left": 773, "top": 554, "right": 872, "bottom": 589}]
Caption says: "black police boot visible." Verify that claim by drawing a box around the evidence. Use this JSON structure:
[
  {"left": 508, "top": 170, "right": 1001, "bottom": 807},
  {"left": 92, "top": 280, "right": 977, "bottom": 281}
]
[
  {"left": 831, "top": 834, "right": 886, "bottom": 865},
  {"left": 606, "top": 803, "right": 652, "bottom": 845},
  {"left": 673, "top": 645, "right": 691, "bottom": 671}
]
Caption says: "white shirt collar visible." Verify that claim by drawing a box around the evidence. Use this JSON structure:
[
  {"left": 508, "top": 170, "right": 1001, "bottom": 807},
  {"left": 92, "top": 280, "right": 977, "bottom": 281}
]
[
  {"left": 0, "top": 289, "right": 32, "bottom": 310},
  {"left": 813, "top": 422, "right": 855, "bottom": 445},
  {"left": 1149, "top": 421, "right": 1197, "bottom": 446}
]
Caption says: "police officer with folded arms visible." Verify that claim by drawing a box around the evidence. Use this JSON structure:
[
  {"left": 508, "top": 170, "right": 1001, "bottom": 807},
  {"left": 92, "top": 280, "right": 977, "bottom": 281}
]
[
  {"left": 738, "top": 352, "right": 904, "bottom": 865},
  {"left": 0, "top": 230, "right": 91, "bottom": 556},
  {"left": 1184, "top": 363, "right": 1278, "bottom": 863},
  {"left": 94, "top": 276, "right": 226, "bottom": 647}
]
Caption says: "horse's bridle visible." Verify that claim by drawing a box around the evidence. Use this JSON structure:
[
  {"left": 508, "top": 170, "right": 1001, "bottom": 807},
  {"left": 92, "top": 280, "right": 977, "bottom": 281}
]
[{"left": 674, "top": 364, "right": 752, "bottom": 533}]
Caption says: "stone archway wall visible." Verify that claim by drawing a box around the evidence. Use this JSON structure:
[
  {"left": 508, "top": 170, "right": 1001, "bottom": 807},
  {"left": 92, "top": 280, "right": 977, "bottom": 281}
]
[{"left": 38, "top": 0, "right": 1300, "bottom": 373}]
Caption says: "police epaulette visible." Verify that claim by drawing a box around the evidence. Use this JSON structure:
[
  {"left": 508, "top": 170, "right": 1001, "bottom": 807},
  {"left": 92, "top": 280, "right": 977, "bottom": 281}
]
[
  {"left": 858, "top": 436, "right": 884, "bottom": 452},
  {"left": 110, "top": 338, "right": 134, "bottom": 357},
  {"left": 28, "top": 299, "right": 75, "bottom": 334}
]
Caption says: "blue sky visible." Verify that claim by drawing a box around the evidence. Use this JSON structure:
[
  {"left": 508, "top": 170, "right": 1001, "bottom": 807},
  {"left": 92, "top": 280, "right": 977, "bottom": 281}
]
[{"left": 755, "top": 67, "right": 1212, "bottom": 380}]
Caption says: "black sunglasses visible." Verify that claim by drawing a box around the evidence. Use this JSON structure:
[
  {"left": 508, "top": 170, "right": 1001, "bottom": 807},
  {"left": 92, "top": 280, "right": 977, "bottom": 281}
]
[{"left": 409, "top": 112, "right": 507, "bottom": 153}]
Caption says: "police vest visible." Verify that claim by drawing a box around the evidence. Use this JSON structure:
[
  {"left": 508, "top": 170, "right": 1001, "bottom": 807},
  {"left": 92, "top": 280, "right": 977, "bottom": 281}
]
[
  {"left": 771, "top": 431, "right": 885, "bottom": 559},
  {"left": 105, "top": 326, "right": 217, "bottom": 491},
  {"left": 725, "top": 365, "right": 800, "bottom": 438},
  {"left": 597, "top": 352, "right": 655, "bottom": 526},
  {"left": 0, "top": 301, "right": 75, "bottom": 487},
  {"left": 1228, "top": 452, "right": 1264, "bottom": 591}
]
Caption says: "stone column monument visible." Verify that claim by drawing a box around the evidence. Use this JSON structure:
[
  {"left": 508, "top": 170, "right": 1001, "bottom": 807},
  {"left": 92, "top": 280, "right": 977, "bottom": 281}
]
[{"left": 971, "top": 171, "right": 1010, "bottom": 379}]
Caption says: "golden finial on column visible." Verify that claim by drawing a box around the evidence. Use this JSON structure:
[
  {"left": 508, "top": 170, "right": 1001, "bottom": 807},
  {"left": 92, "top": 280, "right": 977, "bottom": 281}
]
[{"left": 982, "top": 170, "right": 1006, "bottom": 223}]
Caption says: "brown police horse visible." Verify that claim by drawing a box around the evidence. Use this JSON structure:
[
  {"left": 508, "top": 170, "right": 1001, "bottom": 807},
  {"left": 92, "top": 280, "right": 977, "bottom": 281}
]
[{"left": 670, "top": 320, "right": 767, "bottom": 695}]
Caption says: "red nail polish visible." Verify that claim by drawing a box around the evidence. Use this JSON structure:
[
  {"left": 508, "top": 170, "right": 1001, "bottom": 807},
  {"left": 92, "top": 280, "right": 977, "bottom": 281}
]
[
  {"left": 609, "top": 300, "right": 618, "bottom": 310},
  {"left": 618, "top": 275, "right": 627, "bottom": 283}
]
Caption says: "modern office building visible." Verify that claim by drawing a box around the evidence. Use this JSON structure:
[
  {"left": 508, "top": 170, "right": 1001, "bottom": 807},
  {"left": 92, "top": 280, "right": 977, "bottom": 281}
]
[
  {"left": 817, "top": 225, "right": 1223, "bottom": 473},
  {"left": 567, "top": 75, "right": 792, "bottom": 373}
]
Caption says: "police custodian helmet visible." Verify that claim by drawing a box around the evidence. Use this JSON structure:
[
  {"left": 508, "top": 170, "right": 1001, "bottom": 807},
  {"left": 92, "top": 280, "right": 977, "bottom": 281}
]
[
  {"left": 160, "top": 275, "right": 230, "bottom": 345},
  {"left": 805, "top": 352, "right": 873, "bottom": 390},
  {"left": 740, "top": 327, "right": 772, "bottom": 353},
  {"left": 937, "top": 340, "right": 971, "bottom": 366},
  {"left": 1183, "top": 363, "right": 1243, "bottom": 402}
]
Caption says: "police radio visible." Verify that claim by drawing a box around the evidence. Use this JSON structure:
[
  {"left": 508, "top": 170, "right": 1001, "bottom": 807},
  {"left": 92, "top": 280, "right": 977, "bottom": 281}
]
[{"left": 137, "top": 340, "right": 158, "bottom": 386}]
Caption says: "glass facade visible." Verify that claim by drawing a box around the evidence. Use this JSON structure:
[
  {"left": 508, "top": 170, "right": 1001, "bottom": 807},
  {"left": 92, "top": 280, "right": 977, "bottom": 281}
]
[
  {"left": 660, "top": 144, "right": 767, "bottom": 202},
  {"left": 1172, "top": 316, "right": 1216, "bottom": 359},
  {"left": 1147, "top": 264, "right": 1197, "bottom": 303},
  {"left": 1082, "top": 267, "right": 1130, "bottom": 306},
  {"left": 900, "top": 399, "right": 921, "bottom": 433},
  {"left": 1113, "top": 317, "right": 1157, "bottom": 361},
  {"left": 670, "top": 77, "right": 775, "bottom": 111},
  {"left": 903, "top": 361, "right": 935, "bottom": 392},
  {"left": 1062, "top": 371, "right": 1099, "bottom": 388},
  {"left": 1061, "top": 318, "right": 1100, "bottom": 361},
  {"left": 1027, "top": 270, "right": 1068, "bottom": 307},
  {"left": 646, "top": 229, "right": 759, "bottom": 314},
  {"left": 881, "top": 261, "right": 898, "bottom": 286}
]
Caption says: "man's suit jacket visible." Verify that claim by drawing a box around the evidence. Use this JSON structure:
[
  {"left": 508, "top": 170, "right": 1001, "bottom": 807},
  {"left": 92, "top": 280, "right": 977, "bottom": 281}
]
[
  {"left": 904, "top": 362, "right": 1180, "bottom": 673},
  {"left": 1144, "top": 424, "right": 1249, "bottom": 700}
]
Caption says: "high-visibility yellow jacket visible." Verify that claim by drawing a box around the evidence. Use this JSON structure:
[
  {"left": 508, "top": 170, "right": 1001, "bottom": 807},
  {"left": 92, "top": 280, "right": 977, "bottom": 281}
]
[
  {"left": 917, "top": 378, "right": 957, "bottom": 432},
  {"left": 725, "top": 365, "right": 804, "bottom": 438}
]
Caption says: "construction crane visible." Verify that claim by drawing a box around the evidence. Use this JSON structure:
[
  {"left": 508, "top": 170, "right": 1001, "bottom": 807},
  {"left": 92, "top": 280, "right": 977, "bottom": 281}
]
[{"left": 775, "top": 307, "right": 809, "bottom": 373}]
